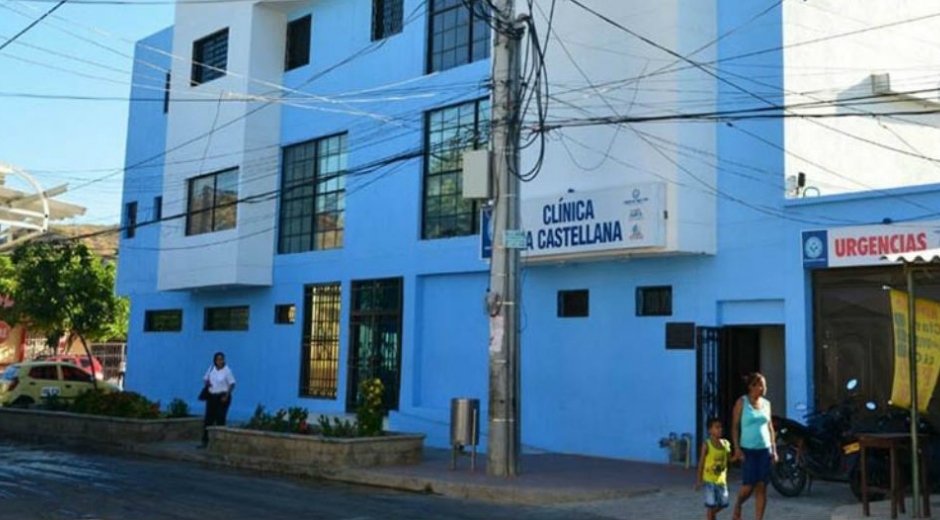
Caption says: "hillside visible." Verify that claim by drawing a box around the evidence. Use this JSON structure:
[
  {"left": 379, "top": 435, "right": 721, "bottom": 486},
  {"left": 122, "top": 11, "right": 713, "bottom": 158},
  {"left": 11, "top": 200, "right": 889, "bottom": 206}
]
[{"left": 47, "top": 224, "right": 120, "bottom": 260}]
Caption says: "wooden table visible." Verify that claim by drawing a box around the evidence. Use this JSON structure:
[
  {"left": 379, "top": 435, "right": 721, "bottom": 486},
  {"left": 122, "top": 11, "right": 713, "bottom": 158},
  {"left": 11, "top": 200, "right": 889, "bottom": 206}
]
[{"left": 857, "top": 433, "right": 931, "bottom": 519}]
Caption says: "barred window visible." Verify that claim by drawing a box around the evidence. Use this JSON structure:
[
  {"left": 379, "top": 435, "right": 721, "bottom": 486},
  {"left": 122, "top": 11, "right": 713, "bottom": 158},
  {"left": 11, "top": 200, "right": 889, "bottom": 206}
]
[
  {"left": 300, "top": 283, "right": 341, "bottom": 398},
  {"left": 423, "top": 99, "right": 489, "bottom": 239},
  {"left": 636, "top": 286, "right": 672, "bottom": 317},
  {"left": 204, "top": 306, "right": 249, "bottom": 331},
  {"left": 372, "top": 0, "right": 403, "bottom": 41},
  {"left": 191, "top": 28, "right": 228, "bottom": 85},
  {"left": 428, "top": 0, "right": 490, "bottom": 73},
  {"left": 144, "top": 309, "right": 183, "bottom": 332},
  {"left": 278, "top": 134, "right": 347, "bottom": 253}
]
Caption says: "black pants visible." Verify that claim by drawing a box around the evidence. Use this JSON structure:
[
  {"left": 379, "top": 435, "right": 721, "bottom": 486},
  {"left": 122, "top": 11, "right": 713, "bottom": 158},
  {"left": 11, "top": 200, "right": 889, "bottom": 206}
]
[{"left": 202, "top": 392, "right": 231, "bottom": 445}]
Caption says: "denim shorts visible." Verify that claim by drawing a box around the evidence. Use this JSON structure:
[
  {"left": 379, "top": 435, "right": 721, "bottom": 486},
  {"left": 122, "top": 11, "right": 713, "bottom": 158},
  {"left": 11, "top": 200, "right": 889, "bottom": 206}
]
[
  {"left": 741, "top": 447, "right": 773, "bottom": 486},
  {"left": 703, "top": 482, "right": 729, "bottom": 509}
]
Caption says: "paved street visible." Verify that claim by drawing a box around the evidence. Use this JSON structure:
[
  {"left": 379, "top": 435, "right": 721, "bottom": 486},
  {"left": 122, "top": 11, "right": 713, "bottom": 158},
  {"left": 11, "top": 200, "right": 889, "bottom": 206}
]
[
  {"left": 0, "top": 440, "right": 863, "bottom": 519},
  {"left": 0, "top": 441, "right": 613, "bottom": 520}
]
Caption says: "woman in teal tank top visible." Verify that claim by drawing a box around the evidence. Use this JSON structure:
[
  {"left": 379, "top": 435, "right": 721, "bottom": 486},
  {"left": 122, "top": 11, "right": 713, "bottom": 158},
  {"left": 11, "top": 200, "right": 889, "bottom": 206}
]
[{"left": 731, "top": 372, "right": 778, "bottom": 520}]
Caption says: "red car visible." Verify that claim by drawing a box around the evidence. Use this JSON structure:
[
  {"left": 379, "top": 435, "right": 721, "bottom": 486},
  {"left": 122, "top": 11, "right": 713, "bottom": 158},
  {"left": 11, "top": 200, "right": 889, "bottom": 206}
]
[{"left": 37, "top": 354, "right": 105, "bottom": 380}]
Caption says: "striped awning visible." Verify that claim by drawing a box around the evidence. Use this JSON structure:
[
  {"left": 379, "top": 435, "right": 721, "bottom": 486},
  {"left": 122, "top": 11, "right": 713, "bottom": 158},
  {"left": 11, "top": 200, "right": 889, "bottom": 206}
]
[{"left": 882, "top": 248, "right": 940, "bottom": 264}]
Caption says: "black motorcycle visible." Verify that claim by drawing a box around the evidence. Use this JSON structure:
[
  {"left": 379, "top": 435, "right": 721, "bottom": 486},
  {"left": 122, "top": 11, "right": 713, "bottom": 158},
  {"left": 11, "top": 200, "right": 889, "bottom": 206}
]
[
  {"left": 770, "top": 379, "right": 862, "bottom": 497},
  {"left": 847, "top": 404, "right": 940, "bottom": 500}
]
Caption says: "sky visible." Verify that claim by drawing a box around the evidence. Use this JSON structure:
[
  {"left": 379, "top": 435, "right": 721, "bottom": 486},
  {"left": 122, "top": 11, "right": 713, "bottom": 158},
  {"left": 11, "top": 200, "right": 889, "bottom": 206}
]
[{"left": 0, "top": 0, "right": 175, "bottom": 225}]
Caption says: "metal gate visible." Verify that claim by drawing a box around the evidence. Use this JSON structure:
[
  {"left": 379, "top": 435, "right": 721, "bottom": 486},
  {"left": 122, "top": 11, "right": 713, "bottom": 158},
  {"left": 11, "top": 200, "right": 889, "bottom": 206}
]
[
  {"left": 346, "top": 277, "right": 403, "bottom": 413},
  {"left": 696, "top": 326, "right": 721, "bottom": 458}
]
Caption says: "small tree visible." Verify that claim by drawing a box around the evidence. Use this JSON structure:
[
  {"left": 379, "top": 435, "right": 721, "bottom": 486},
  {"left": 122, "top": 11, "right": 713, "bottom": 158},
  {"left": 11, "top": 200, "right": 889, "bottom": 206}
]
[{"left": 7, "top": 242, "right": 123, "bottom": 383}]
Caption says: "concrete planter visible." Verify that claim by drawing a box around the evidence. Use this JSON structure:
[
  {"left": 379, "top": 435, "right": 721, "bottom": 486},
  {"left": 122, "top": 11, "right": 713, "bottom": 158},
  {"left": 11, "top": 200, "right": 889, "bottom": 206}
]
[
  {"left": 0, "top": 408, "right": 203, "bottom": 446},
  {"left": 207, "top": 427, "right": 425, "bottom": 475}
]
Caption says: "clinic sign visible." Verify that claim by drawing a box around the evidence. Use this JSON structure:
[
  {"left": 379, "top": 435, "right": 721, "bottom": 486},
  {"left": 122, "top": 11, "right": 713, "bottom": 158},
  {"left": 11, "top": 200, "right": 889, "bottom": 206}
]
[
  {"left": 802, "top": 221, "right": 940, "bottom": 268},
  {"left": 522, "top": 183, "right": 665, "bottom": 259}
]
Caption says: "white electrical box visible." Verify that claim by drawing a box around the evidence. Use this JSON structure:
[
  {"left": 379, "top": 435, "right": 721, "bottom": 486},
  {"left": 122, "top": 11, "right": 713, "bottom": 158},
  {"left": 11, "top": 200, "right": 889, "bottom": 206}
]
[{"left": 462, "top": 149, "right": 492, "bottom": 199}]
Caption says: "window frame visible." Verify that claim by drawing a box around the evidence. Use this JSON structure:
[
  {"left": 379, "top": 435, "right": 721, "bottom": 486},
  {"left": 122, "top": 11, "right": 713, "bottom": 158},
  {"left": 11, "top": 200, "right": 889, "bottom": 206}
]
[
  {"left": 275, "top": 304, "right": 296, "bottom": 325},
  {"left": 299, "top": 283, "right": 341, "bottom": 399},
  {"left": 422, "top": 98, "right": 489, "bottom": 240},
  {"left": 191, "top": 28, "right": 229, "bottom": 86},
  {"left": 124, "top": 201, "right": 138, "bottom": 239},
  {"left": 285, "top": 15, "right": 311, "bottom": 71},
  {"left": 557, "top": 289, "right": 589, "bottom": 318},
  {"left": 427, "top": 0, "right": 491, "bottom": 73},
  {"left": 278, "top": 133, "right": 347, "bottom": 254},
  {"left": 372, "top": 0, "right": 403, "bottom": 41},
  {"left": 204, "top": 306, "right": 250, "bottom": 331},
  {"left": 636, "top": 286, "right": 673, "bottom": 317},
  {"left": 144, "top": 309, "right": 183, "bottom": 332},
  {"left": 186, "top": 167, "right": 239, "bottom": 236}
]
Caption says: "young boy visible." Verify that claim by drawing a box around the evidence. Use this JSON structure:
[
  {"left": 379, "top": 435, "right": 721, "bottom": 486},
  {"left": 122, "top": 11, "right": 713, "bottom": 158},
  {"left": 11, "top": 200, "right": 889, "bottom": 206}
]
[{"left": 696, "top": 417, "right": 732, "bottom": 520}]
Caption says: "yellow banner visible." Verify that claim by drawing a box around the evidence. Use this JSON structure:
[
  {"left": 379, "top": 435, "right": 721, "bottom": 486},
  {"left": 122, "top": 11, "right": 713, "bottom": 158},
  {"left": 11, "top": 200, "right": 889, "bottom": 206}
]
[{"left": 889, "top": 289, "right": 940, "bottom": 412}]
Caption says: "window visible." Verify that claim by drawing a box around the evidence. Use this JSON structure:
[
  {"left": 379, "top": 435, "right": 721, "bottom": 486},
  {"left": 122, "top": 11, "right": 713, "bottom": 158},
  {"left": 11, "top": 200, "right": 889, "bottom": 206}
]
[
  {"left": 62, "top": 365, "right": 92, "bottom": 382},
  {"left": 275, "top": 304, "right": 296, "bottom": 324},
  {"left": 163, "top": 72, "right": 171, "bottom": 113},
  {"left": 278, "top": 134, "right": 347, "bottom": 253},
  {"left": 204, "top": 306, "right": 249, "bottom": 331},
  {"left": 124, "top": 201, "right": 138, "bottom": 239},
  {"left": 636, "top": 286, "right": 673, "bottom": 316},
  {"left": 186, "top": 168, "right": 238, "bottom": 236},
  {"left": 285, "top": 15, "right": 311, "bottom": 71},
  {"left": 191, "top": 28, "right": 229, "bottom": 85},
  {"left": 300, "top": 284, "right": 341, "bottom": 398},
  {"left": 428, "top": 0, "right": 490, "bottom": 73},
  {"left": 372, "top": 0, "right": 403, "bottom": 41},
  {"left": 423, "top": 99, "right": 489, "bottom": 239},
  {"left": 29, "top": 365, "right": 58, "bottom": 380},
  {"left": 557, "top": 289, "right": 589, "bottom": 318},
  {"left": 153, "top": 196, "right": 163, "bottom": 221},
  {"left": 144, "top": 309, "right": 183, "bottom": 332}
]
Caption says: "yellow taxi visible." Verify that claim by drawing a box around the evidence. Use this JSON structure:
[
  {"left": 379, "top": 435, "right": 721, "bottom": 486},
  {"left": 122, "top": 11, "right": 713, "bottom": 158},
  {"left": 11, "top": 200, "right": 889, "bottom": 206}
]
[{"left": 0, "top": 360, "right": 118, "bottom": 407}]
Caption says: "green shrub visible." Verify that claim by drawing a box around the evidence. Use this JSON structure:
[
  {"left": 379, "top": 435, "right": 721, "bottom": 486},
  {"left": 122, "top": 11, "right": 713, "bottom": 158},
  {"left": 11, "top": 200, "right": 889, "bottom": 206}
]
[
  {"left": 356, "top": 378, "right": 385, "bottom": 437},
  {"left": 41, "top": 394, "right": 70, "bottom": 412},
  {"left": 165, "top": 398, "right": 190, "bottom": 418},
  {"left": 245, "top": 405, "right": 310, "bottom": 434},
  {"left": 70, "top": 390, "right": 161, "bottom": 419},
  {"left": 317, "top": 415, "right": 357, "bottom": 438}
]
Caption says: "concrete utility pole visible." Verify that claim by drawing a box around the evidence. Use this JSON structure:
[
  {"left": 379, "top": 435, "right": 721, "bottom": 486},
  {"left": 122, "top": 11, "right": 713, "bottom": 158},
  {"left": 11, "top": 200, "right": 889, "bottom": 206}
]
[{"left": 486, "top": 0, "right": 524, "bottom": 477}]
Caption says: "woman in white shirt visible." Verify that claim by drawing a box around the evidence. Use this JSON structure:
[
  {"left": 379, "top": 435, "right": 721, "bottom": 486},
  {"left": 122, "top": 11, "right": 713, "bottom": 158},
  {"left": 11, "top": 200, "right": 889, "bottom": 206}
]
[{"left": 200, "top": 351, "right": 236, "bottom": 448}]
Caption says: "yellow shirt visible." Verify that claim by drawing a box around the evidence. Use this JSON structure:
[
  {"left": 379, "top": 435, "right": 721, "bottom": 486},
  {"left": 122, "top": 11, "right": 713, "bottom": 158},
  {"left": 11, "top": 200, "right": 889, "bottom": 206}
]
[{"left": 703, "top": 438, "right": 731, "bottom": 485}]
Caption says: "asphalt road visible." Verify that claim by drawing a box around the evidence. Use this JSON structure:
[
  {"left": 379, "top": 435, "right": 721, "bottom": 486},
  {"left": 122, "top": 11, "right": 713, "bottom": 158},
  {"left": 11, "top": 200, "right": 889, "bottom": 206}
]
[{"left": 0, "top": 441, "right": 615, "bottom": 520}]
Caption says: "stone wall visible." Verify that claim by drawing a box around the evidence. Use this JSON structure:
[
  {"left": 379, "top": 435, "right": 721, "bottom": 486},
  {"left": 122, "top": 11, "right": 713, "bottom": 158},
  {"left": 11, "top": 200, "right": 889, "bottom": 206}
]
[
  {"left": 207, "top": 427, "right": 424, "bottom": 475},
  {"left": 0, "top": 408, "right": 202, "bottom": 446}
]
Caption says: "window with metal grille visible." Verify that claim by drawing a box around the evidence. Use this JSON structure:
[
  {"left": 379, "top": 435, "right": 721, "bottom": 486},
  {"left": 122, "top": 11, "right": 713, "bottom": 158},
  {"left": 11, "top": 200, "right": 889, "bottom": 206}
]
[
  {"left": 204, "top": 306, "right": 249, "bottom": 331},
  {"left": 557, "top": 289, "right": 589, "bottom": 318},
  {"left": 347, "top": 278, "right": 402, "bottom": 412},
  {"left": 144, "top": 309, "right": 182, "bottom": 332},
  {"left": 423, "top": 99, "right": 489, "bottom": 239},
  {"left": 278, "top": 134, "right": 346, "bottom": 253},
  {"left": 285, "top": 15, "right": 311, "bottom": 71},
  {"left": 124, "top": 201, "right": 138, "bottom": 239},
  {"left": 300, "top": 283, "right": 341, "bottom": 398},
  {"left": 636, "top": 286, "right": 673, "bottom": 316},
  {"left": 427, "top": 0, "right": 490, "bottom": 73},
  {"left": 372, "top": 0, "right": 403, "bottom": 41},
  {"left": 275, "top": 304, "right": 296, "bottom": 324},
  {"left": 191, "top": 28, "right": 228, "bottom": 85},
  {"left": 186, "top": 167, "right": 238, "bottom": 236}
]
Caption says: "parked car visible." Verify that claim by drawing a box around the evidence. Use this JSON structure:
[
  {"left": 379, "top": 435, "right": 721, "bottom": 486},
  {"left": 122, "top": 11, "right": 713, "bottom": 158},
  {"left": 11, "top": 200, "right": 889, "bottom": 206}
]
[
  {"left": 37, "top": 354, "right": 105, "bottom": 380},
  {"left": 0, "top": 361, "right": 118, "bottom": 408}
]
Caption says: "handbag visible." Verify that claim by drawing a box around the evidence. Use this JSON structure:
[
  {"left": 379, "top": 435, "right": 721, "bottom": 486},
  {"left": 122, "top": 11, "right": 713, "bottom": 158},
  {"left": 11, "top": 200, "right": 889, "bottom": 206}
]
[{"left": 198, "top": 386, "right": 210, "bottom": 401}]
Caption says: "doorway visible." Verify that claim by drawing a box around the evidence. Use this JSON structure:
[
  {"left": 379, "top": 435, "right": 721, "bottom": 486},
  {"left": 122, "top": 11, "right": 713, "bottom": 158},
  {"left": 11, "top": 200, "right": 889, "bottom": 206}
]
[{"left": 696, "top": 325, "right": 786, "bottom": 455}]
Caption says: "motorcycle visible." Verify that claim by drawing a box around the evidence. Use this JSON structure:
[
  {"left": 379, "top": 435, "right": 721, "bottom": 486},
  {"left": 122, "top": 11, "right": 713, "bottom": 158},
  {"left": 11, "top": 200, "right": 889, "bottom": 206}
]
[
  {"left": 847, "top": 403, "right": 940, "bottom": 500},
  {"left": 770, "top": 379, "right": 863, "bottom": 497}
]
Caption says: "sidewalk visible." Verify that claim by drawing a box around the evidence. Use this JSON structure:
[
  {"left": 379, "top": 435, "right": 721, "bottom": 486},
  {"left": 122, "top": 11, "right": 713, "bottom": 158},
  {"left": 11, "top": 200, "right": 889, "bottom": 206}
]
[{"left": 130, "top": 441, "right": 936, "bottom": 519}]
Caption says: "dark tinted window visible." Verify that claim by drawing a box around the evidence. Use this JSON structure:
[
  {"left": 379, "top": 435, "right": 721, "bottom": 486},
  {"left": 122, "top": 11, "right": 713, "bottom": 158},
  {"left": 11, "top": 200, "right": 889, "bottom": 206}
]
[
  {"left": 558, "top": 290, "right": 589, "bottom": 318},
  {"left": 28, "top": 365, "right": 59, "bottom": 381},
  {"left": 285, "top": 15, "right": 311, "bottom": 70}
]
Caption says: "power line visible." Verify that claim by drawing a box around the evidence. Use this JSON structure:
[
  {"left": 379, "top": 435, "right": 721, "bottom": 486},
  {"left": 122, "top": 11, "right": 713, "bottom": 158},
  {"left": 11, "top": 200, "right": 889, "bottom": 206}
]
[{"left": 0, "top": 0, "right": 69, "bottom": 54}]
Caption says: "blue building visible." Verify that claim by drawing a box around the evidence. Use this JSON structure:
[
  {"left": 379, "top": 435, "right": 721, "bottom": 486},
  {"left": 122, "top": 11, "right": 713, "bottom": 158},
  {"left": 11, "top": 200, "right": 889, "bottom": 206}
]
[{"left": 118, "top": 0, "right": 940, "bottom": 463}]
